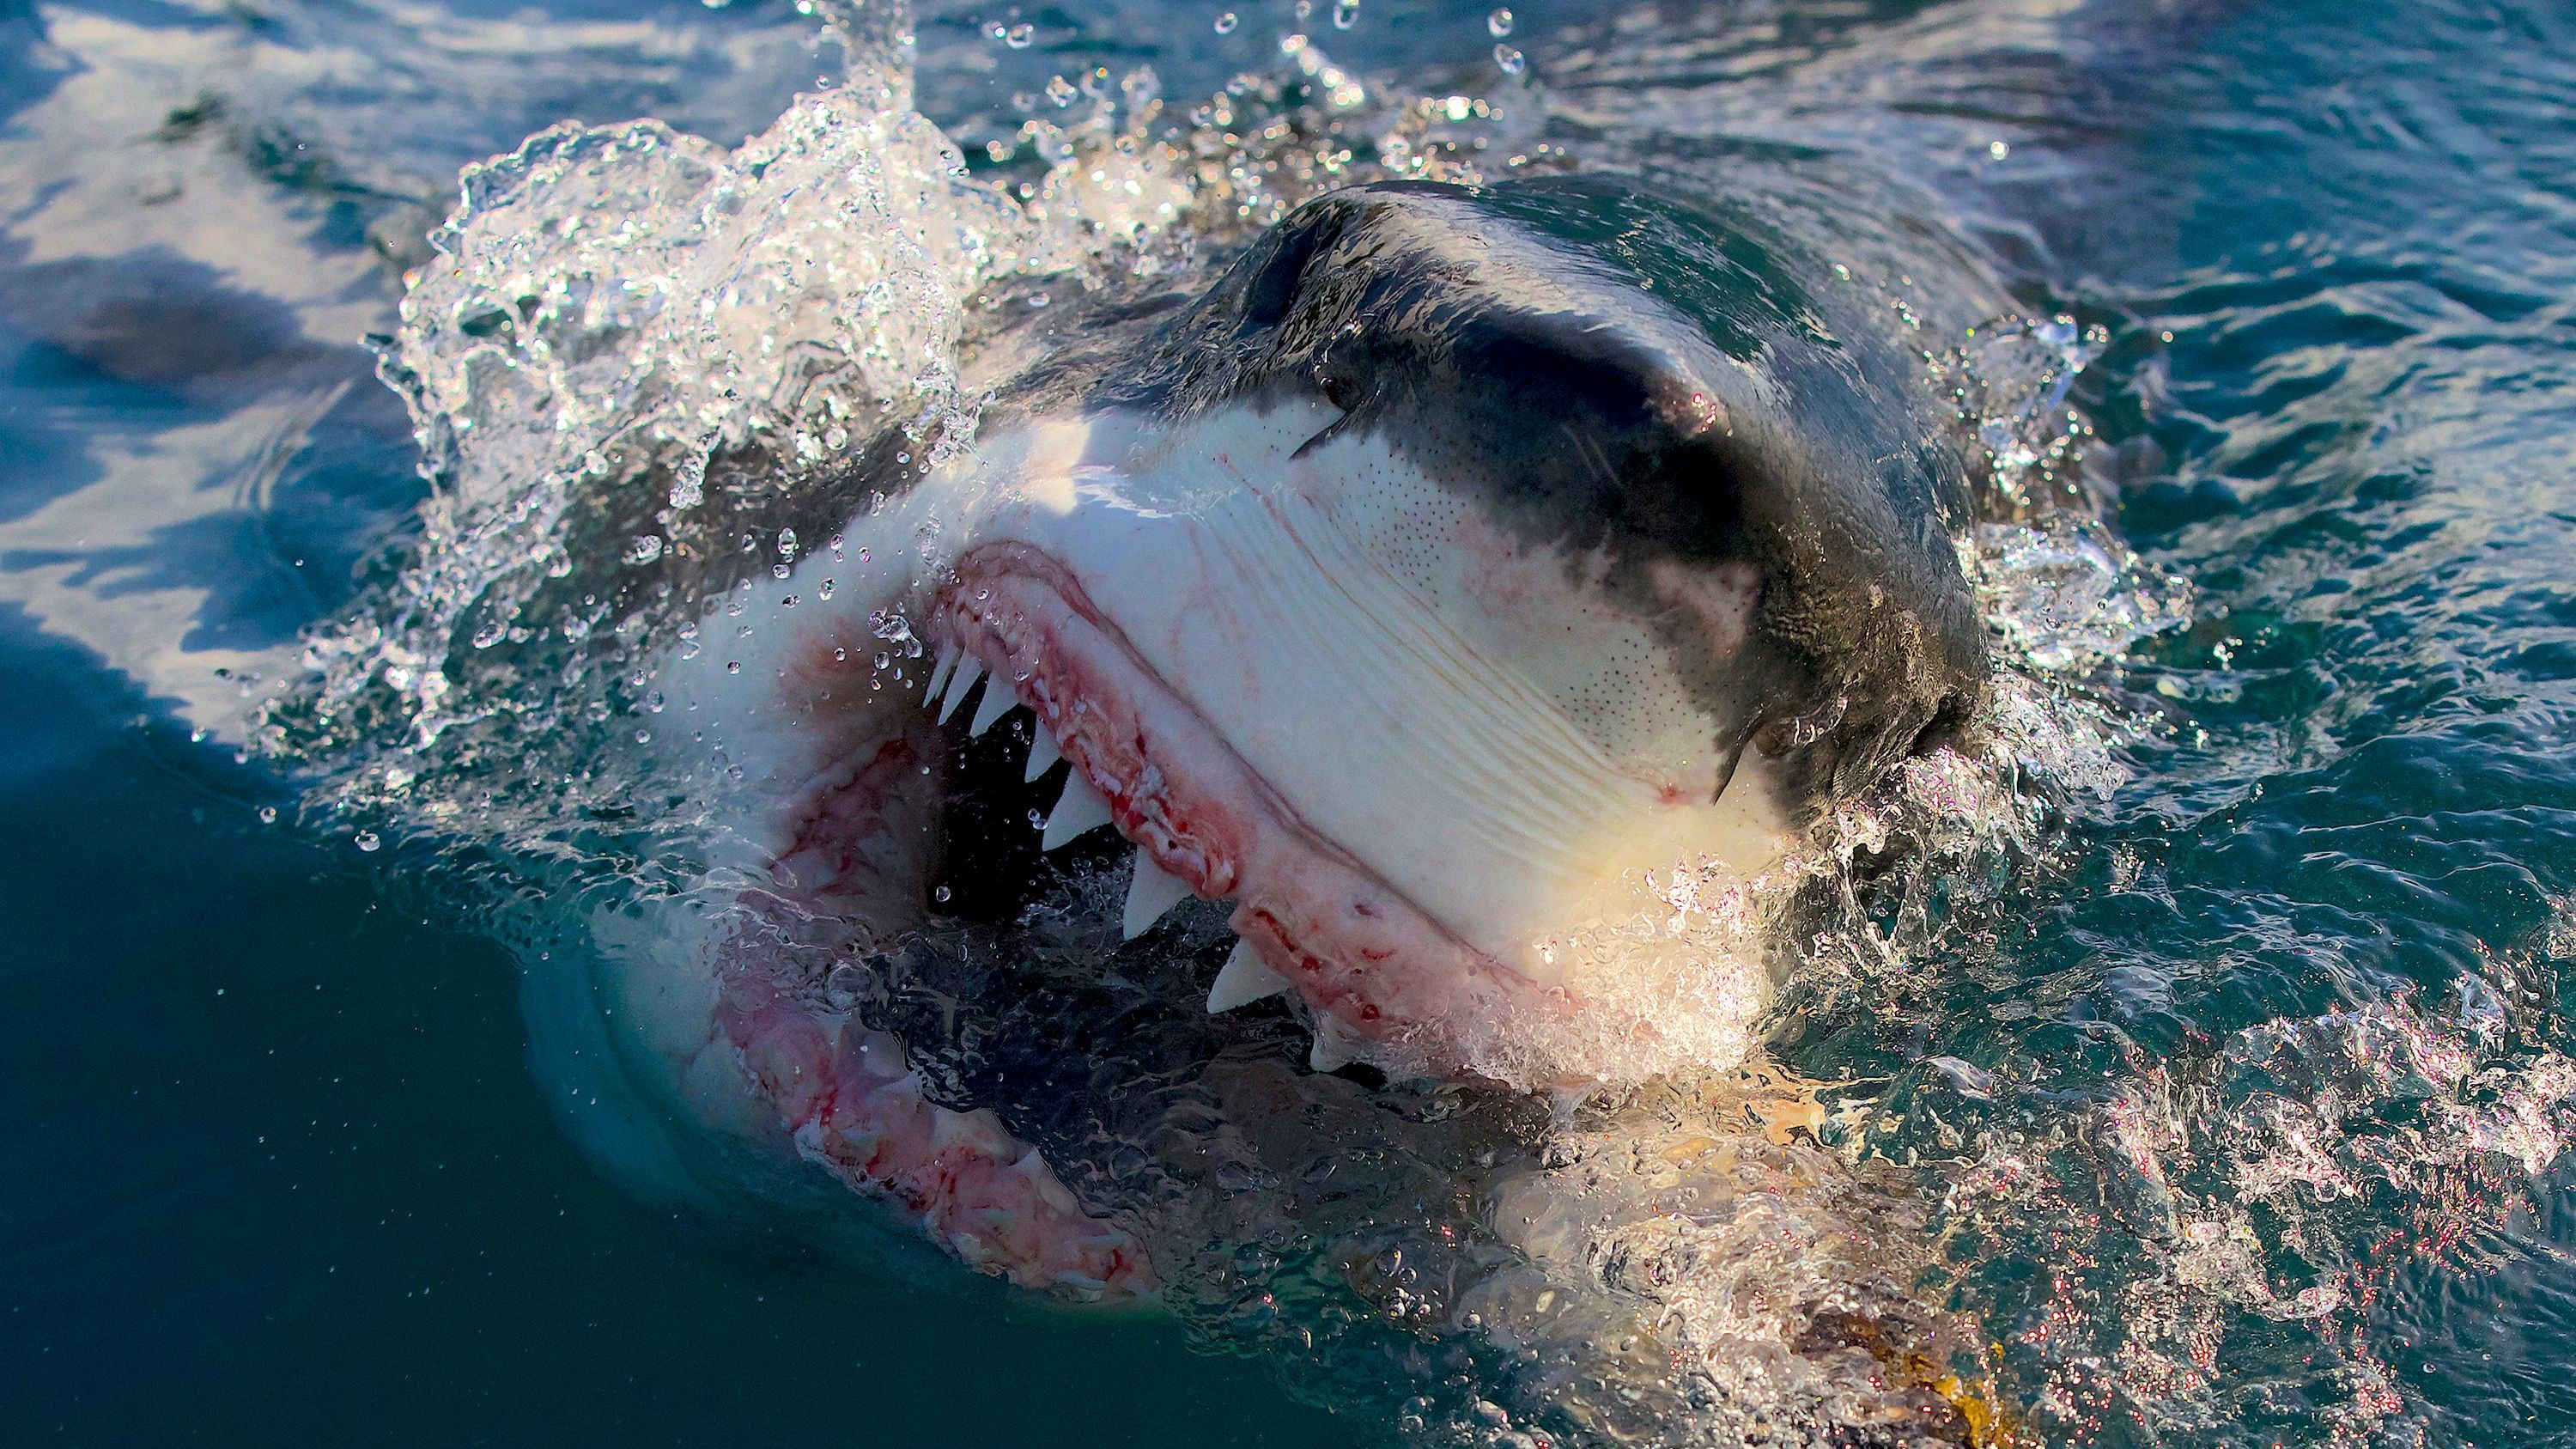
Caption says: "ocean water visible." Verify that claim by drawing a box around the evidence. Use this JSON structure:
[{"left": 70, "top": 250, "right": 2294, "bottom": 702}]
[{"left": 3, "top": 1, "right": 2573, "bottom": 1446}]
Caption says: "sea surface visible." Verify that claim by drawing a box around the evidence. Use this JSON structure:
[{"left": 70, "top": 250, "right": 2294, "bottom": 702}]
[{"left": 3, "top": 1, "right": 2573, "bottom": 1446}]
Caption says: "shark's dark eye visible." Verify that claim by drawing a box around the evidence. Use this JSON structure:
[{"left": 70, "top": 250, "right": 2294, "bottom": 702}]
[{"left": 1318, "top": 366, "right": 1362, "bottom": 413}]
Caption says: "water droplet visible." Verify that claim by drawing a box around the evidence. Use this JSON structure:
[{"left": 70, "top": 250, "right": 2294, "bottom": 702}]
[
  {"left": 823, "top": 963, "right": 865, "bottom": 1009},
  {"left": 726, "top": 661, "right": 743, "bottom": 674},
  {"left": 818, "top": 578, "right": 835, "bottom": 600},
  {"left": 1213, "top": 10, "right": 1236, "bottom": 32},
  {"left": 635, "top": 728, "right": 653, "bottom": 744},
  {"left": 1332, "top": 0, "right": 1358, "bottom": 27},
  {"left": 623, "top": 534, "right": 665, "bottom": 566},
  {"left": 1494, "top": 43, "right": 1525, "bottom": 74},
  {"left": 933, "top": 885, "right": 952, "bottom": 903},
  {"left": 1004, "top": 22, "right": 1036, "bottom": 48},
  {"left": 1487, "top": 6, "right": 1512, "bottom": 36},
  {"left": 355, "top": 831, "right": 381, "bottom": 853}
]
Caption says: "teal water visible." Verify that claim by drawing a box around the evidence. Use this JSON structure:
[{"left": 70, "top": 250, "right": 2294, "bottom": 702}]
[{"left": 3, "top": 1, "right": 2573, "bottom": 1446}]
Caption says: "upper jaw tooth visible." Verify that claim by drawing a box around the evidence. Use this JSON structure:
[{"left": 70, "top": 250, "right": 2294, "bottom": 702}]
[
  {"left": 1121, "top": 850, "right": 1196, "bottom": 940},
  {"left": 1024, "top": 721, "right": 1063, "bottom": 782},
  {"left": 1206, "top": 938, "right": 1291, "bottom": 1013},
  {"left": 937, "top": 657, "right": 985, "bottom": 723},
  {"left": 1040, "top": 770, "right": 1116, "bottom": 850},
  {"left": 968, "top": 677, "right": 1017, "bottom": 737},
  {"left": 1309, "top": 1018, "right": 1365, "bottom": 1074}
]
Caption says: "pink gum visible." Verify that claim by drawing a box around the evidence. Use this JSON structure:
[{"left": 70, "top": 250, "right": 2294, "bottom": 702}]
[{"left": 714, "top": 948, "right": 1154, "bottom": 1300}]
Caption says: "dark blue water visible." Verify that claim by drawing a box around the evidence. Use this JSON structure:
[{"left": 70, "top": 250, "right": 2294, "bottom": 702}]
[{"left": 3, "top": 1, "right": 2572, "bottom": 1445}]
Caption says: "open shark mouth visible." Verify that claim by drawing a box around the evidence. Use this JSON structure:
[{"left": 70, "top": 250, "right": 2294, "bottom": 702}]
[
  {"left": 625, "top": 177, "right": 2003, "bottom": 1318},
  {"left": 920, "top": 539, "right": 1574, "bottom": 1077},
  {"left": 710, "top": 943, "right": 1157, "bottom": 1300}
]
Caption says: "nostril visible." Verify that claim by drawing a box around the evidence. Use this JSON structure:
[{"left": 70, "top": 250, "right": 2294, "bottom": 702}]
[{"left": 1238, "top": 210, "right": 1340, "bottom": 332}]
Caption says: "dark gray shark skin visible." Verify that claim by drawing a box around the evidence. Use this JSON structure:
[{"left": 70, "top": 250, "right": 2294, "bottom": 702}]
[{"left": 997, "top": 177, "right": 1996, "bottom": 823}]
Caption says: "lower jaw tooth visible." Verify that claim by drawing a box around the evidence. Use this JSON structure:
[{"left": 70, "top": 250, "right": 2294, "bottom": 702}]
[
  {"left": 1205, "top": 938, "right": 1291, "bottom": 1013},
  {"left": 1121, "top": 850, "right": 1196, "bottom": 940},
  {"left": 924, "top": 646, "right": 958, "bottom": 701}
]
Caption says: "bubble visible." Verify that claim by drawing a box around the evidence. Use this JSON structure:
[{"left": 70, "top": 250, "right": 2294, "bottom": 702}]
[
  {"left": 1988, "top": 139, "right": 2011, "bottom": 160},
  {"left": 1213, "top": 10, "right": 1236, "bottom": 32},
  {"left": 354, "top": 831, "right": 381, "bottom": 853},
  {"left": 1004, "top": 23, "right": 1035, "bottom": 48},
  {"left": 1045, "top": 75, "right": 1077, "bottom": 107},
  {"left": 1487, "top": 6, "right": 1513, "bottom": 36},
  {"left": 622, "top": 534, "right": 665, "bottom": 566},
  {"left": 1493, "top": 43, "right": 1525, "bottom": 75},
  {"left": 257, "top": 805, "right": 278, "bottom": 825},
  {"left": 1332, "top": 0, "right": 1358, "bottom": 28}
]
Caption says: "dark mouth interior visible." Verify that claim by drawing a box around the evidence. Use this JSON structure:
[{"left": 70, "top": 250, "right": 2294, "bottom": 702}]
[
  {"left": 923, "top": 703, "right": 1095, "bottom": 926},
  {"left": 913, "top": 691, "right": 1386, "bottom": 1077}
]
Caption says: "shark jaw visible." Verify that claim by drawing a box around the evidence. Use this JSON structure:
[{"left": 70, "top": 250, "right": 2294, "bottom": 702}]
[
  {"left": 736, "top": 399, "right": 1801, "bottom": 1089},
  {"left": 623, "top": 396, "right": 1877, "bottom": 1297}
]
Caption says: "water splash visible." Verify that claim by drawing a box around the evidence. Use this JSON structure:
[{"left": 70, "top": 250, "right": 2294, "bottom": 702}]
[
  {"left": 274, "top": 4, "right": 1528, "bottom": 826},
  {"left": 259, "top": 9, "right": 2207, "bottom": 1440}
]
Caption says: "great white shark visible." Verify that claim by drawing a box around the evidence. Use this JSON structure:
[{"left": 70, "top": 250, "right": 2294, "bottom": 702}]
[{"left": 537, "top": 176, "right": 2021, "bottom": 1437}]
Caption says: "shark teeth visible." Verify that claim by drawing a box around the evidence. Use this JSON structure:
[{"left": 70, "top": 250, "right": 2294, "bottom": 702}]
[
  {"left": 1024, "top": 721, "right": 1062, "bottom": 782},
  {"left": 1040, "top": 770, "right": 1115, "bottom": 850},
  {"left": 968, "top": 676, "right": 1018, "bottom": 737},
  {"left": 1308, "top": 1018, "right": 1365, "bottom": 1074},
  {"left": 924, "top": 645, "right": 958, "bottom": 701},
  {"left": 1121, "top": 850, "right": 1196, "bottom": 940},
  {"left": 937, "top": 657, "right": 986, "bottom": 724},
  {"left": 1205, "top": 938, "right": 1291, "bottom": 1014}
]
